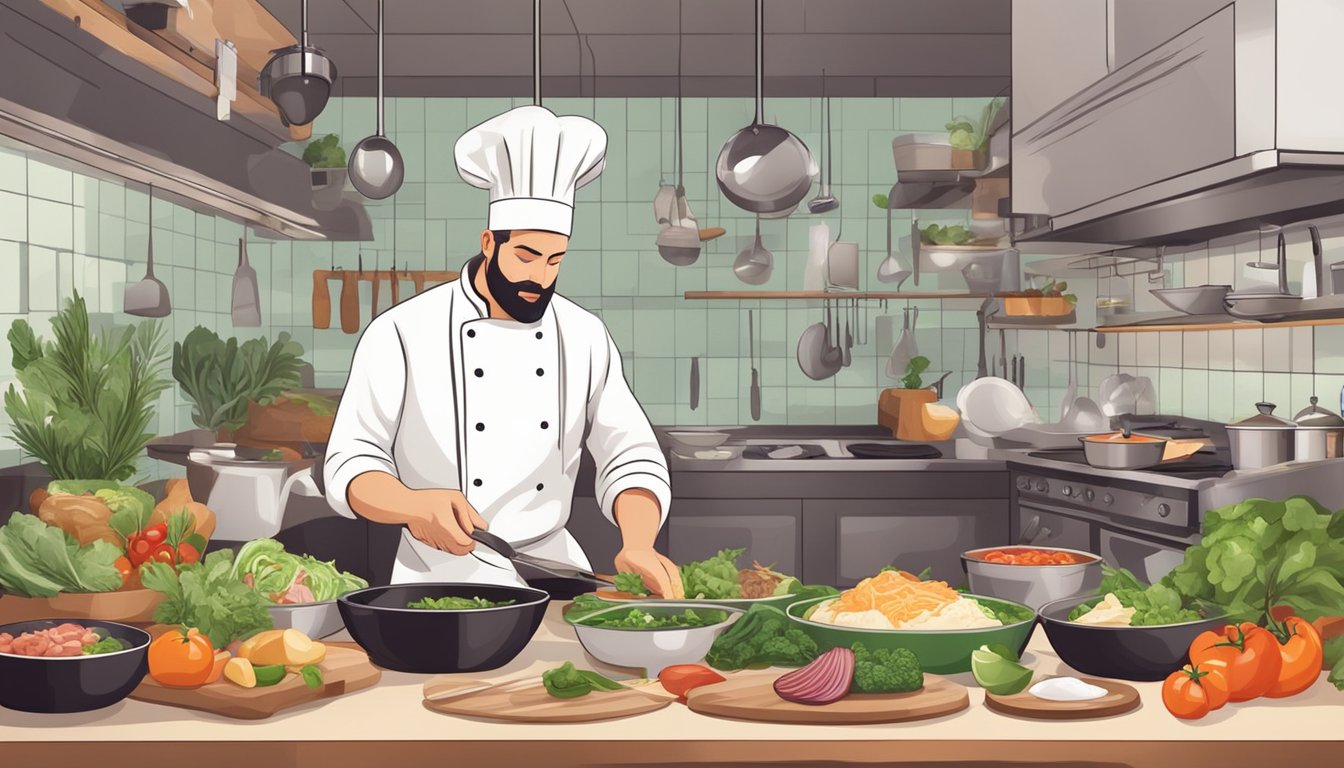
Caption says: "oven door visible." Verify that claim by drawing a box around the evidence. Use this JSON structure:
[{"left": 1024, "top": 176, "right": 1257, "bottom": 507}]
[
  {"left": 1015, "top": 503, "right": 1093, "bottom": 552},
  {"left": 1099, "top": 527, "right": 1186, "bottom": 584}
]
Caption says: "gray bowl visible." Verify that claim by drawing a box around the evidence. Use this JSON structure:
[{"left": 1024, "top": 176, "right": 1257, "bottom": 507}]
[
  {"left": 962, "top": 547, "right": 1102, "bottom": 609},
  {"left": 1150, "top": 285, "right": 1230, "bottom": 316},
  {"left": 267, "top": 601, "right": 345, "bottom": 639},
  {"left": 565, "top": 602, "right": 742, "bottom": 676},
  {"left": 665, "top": 430, "right": 731, "bottom": 455},
  {"left": 1225, "top": 293, "right": 1302, "bottom": 321}
]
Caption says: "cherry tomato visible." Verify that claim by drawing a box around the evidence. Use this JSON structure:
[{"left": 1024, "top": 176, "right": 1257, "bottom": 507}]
[
  {"left": 113, "top": 556, "right": 134, "bottom": 586},
  {"left": 176, "top": 541, "right": 201, "bottom": 566},
  {"left": 1162, "top": 664, "right": 1229, "bottom": 720},
  {"left": 1267, "top": 616, "right": 1324, "bottom": 698},
  {"left": 145, "top": 544, "right": 176, "bottom": 566},
  {"left": 148, "top": 627, "right": 214, "bottom": 688},
  {"left": 658, "top": 664, "right": 726, "bottom": 700},
  {"left": 140, "top": 523, "right": 167, "bottom": 545},
  {"left": 1189, "top": 623, "right": 1282, "bottom": 702}
]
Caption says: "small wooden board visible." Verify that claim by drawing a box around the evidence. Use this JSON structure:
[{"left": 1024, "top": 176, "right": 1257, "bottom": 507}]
[
  {"left": 423, "top": 677, "right": 672, "bottom": 723},
  {"left": 130, "top": 646, "right": 380, "bottom": 720},
  {"left": 984, "top": 677, "right": 1140, "bottom": 720},
  {"left": 686, "top": 673, "right": 969, "bottom": 725}
]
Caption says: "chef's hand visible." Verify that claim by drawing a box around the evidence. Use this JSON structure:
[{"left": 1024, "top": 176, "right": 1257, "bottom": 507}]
[
  {"left": 406, "top": 489, "right": 488, "bottom": 556},
  {"left": 614, "top": 548, "right": 684, "bottom": 599}
]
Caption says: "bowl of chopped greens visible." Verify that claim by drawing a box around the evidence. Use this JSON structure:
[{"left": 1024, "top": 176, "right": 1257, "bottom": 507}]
[
  {"left": 1038, "top": 565, "right": 1226, "bottom": 681},
  {"left": 564, "top": 597, "right": 742, "bottom": 676},
  {"left": 338, "top": 583, "right": 548, "bottom": 673},
  {"left": 595, "top": 548, "right": 837, "bottom": 611},
  {"left": 0, "top": 618, "right": 150, "bottom": 713}
]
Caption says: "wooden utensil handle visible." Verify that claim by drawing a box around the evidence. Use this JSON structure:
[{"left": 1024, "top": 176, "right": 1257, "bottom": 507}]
[
  {"left": 389, "top": 270, "right": 400, "bottom": 305},
  {"left": 312, "top": 271, "right": 332, "bottom": 329},
  {"left": 340, "top": 272, "right": 360, "bottom": 334}
]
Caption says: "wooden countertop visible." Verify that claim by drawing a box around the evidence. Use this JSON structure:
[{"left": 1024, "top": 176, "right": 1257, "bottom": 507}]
[{"left": 0, "top": 604, "right": 1338, "bottom": 766}]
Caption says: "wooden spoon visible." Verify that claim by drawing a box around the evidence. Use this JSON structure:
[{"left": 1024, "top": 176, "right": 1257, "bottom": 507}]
[{"left": 340, "top": 253, "right": 362, "bottom": 334}]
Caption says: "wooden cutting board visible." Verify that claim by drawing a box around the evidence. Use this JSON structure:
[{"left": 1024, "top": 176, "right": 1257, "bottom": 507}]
[
  {"left": 984, "top": 678, "right": 1140, "bottom": 720},
  {"left": 422, "top": 676, "right": 672, "bottom": 723},
  {"left": 686, "top": 673, "right": 969, "bottom": 725},
  {"left": 130, "top": 646, "right": 380, "bottom": 720}
]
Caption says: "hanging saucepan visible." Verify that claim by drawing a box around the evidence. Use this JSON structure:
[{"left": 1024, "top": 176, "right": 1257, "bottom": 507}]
[
  {"left": 260, "top": 0, "right": 337, "bottom": 127},
  {"left": 1225, "top": 402, "right": 1296, "bottom": 470},
  {"left": 715, "top": 0, "right": 816, "bottom": 218}
]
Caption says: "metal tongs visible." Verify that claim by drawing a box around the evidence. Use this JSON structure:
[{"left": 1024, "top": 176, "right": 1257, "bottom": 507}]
[{"left": 469, "top": 529, "right": 613, "bottom": 589}]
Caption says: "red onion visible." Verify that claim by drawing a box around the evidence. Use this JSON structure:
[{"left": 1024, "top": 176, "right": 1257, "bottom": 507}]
[{"left": 773, "top": 647, "right": 855, "bottom": 705}]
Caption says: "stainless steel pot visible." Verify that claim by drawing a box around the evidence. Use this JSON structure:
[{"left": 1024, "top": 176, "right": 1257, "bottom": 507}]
[
  {"left": 1078, "top": 433, "right": 1167, "bottom": 470},
  {"left": 1294, "top": 396, "right": 1344, "bottom": 461},
  {"left": 1226, "top": 401, "right": 1295, "bottom": 469}
]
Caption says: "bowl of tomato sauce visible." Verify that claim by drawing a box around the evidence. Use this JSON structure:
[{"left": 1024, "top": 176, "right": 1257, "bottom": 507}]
[{"left": 961, "top": 547, "right": 1102, "bottom": 610}]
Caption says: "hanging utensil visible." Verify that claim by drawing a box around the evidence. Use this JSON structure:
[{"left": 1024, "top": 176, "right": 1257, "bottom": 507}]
[
  {"left": 340, "top": 250, "right": 361, "bottom": 334},
  {"left": 807, "top": 69, "right": 838, "bottom": 214},
  {"left": 841, "top": 299, "right": 853, "bottom": 367},
  {"left": 877, "top": 202, "right": 912, "bottom": 286},
  {"left": 123, "top": 184, "right": 171, "bottom": 318},
  {"left": 689, "top": 357, "right": 700, "bottom": 411},
  {"left": 230, "top": 230, "right": 261, "bottom": 327},
  {"left": 259, "top": 0, "right": 336, "bottom": 127},
  {"left": 348, "top": 0, "right": 404, "bottom": 200},
  {"left": 370, "top": 251, "right": 381, "bottom": 316},
  {"left": 999, "top": 329, "right": 1008, "bottom": 379},
  {"left": 733, "top": 217, "right": 773, "bottom": 285},
  {"left": 714, "top": 0, "right": 816, "bottom": 217},
  {"left": 658, "top": 11, "right": 701, "bottom": 267},
  {"left": 749, "top": 310, "right": 761, "bottom": 421}
]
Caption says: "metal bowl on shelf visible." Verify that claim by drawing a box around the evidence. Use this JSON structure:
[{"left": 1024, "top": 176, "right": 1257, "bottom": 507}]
[
  {"left": 1224, "top": 292, "right": 1302, "bottom": 321},
  {"left": 1150, "top": 285, "right": 1231, "bottom": 316}
]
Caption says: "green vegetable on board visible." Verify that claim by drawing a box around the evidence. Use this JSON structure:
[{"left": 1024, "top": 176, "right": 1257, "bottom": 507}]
[
  {"left": 231, "top": 538, "right": 368, "bottom": 603},
  {"left": 5, "top": 293, "right": 170, "bottom": 482},
  {"left": 850, "top": 642, "right": 924, "bottom": 694},
  {"left": 970, "top": 643, "right": 1032, "bottom": 695},
  {"left": 542, "top": 661, "right": 623, "bottom": 699},
  {"left": 172, "top": 327, "right": 306, "bottom": 436},
  {"left": 705, "top": 604, "right": 819, "bottom": 671},
  {"left": 0, "top": 513, "right": 124, "bottom": 597},
  {"left": 301, "top": 664, "right": 323, "bottom": 689},
  {"left": 254, "top": 664, "right": 287, "bottom": 687},
  {"left": 140, "top": 549, "right": 274, "bottom": 649},
  {"left": 406, "top": 595, "right": 516, "bottom": 610}
]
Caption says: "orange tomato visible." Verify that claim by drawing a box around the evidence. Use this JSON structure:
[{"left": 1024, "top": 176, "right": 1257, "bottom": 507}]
[
  {"left": 1189, "top": 623, "right": 1282, "bottom": 702},
  {"left": 202, "top": 651, "right": 231, "bottom": 685},
  {"left": 148, "top": 627, "right": 215, "bottom": 688},
  {"left": 113, "top": 556, "right": 139, "bottom": 590},
  {"left": 658, "top": 664, "right": 726, "bottom": 701},
  {"left": 1162, "top": 664, "right": 1229, "bottom": 720},
  {"left": 1266, "top": 616, "right": 1324, "bottom": 698}
]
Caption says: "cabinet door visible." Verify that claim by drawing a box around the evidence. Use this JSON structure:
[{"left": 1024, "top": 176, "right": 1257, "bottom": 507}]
[
  {"left": 804, "top": 500, "right": 1010, "bottom": 589},
  {"left": 667, "top": 500, "right": 803, "bottom": 579},
  {"left": 1011, "top": 0, "right": 1108, "bottom": 129},
  {"left": 1111, "top": 0, "right": 1231, "bottom": 70}
]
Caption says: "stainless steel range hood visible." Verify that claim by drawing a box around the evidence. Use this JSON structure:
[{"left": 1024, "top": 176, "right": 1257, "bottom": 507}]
[{"left": 1012, "top": 0, "right": 1344, "bottom": 247}]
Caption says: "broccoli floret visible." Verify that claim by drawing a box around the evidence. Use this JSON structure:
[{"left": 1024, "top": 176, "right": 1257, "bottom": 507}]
[
  {"left": 850, "top": 643, "right": 923, "bottom": 693},
  {"left": 706, "top": 605, "right": 819, "bottom": 671}
]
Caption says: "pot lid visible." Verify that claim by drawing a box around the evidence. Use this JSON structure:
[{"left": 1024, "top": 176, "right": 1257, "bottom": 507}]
[
  {"left": 1227, "top": 401, "right": 1296, "bottom": 430},
  {"left": 1294, "top": 396, "right": 1344, "bottom": 428}
]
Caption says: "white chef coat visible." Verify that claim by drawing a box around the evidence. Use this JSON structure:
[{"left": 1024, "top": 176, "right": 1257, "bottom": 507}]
[{"left": 323, "top": 256, "right": 671, "bottom": 586}]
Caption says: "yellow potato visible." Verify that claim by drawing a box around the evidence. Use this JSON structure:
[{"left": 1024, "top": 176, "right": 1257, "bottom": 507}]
[
  {"left": 238, "top": 630, "right": 286, "bottom": 664},
  {"left": 224, "top": 657, "right": 256, "bottom": 688}
]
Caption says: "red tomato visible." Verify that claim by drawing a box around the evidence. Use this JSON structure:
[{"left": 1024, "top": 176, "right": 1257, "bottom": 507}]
[
  {"left": 1189, "top": 623, "right": 1282, "bottom": 702},
  {"left": 176, "top": 541, "right": 201, "bottom": 566},
  {"left": 141, "top": 523, "right": 167, "bottom": 545},
  {"left": 145, "top": 544, "right": 176, "bottom": 566},
  {"left": 1267, "top": 616, "right": 1324, "bottom": 698},
  {"left": 657, "top": 664, "right": 726, "bottom": 700},
  {"left": 1162, "top": 664, "right": 1229, "bottom": 720}
]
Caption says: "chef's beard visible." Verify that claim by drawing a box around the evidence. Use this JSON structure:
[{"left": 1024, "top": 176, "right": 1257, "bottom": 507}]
[{"left": 485, "top": 247, "right": 556, "bottom": 323}]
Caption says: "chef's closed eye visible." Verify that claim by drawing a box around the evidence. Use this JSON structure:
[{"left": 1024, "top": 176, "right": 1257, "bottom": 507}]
[{"left": 512, "top": 245, "right": 565, "bottom": 266}]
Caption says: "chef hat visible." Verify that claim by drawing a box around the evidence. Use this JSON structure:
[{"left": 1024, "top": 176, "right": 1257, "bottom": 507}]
[{"left": 454, "top": 105, "right": 607, "bottom": 237}]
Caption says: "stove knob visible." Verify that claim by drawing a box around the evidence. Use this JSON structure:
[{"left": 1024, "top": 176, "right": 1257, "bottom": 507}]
[
  {"left": 1061, "top": 485, "right": 1073, "bottom": 497},
  {"left": 1036, "top": 480, "right": 1049, "bottom": 493},
  {"left": 1158, "top": 503, "right": 1172, "bottom": 518},
  {"left": 1016, "top": 477, "right": 1032, "bottom": 491},
  {"left": 1083, "top": 488, "right": 1095, "bottom": 502},
  {"left": 1102, "top": 493, "right": 1114, "bottom": 505}
]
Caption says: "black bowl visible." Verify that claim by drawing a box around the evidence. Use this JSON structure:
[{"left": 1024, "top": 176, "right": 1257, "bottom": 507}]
[
  {"left": 1039, "top": 596, "right": 1226, "bottom": 681},
  {"left": 337, "top": 583, "right": 549, "bottom": 674},
  {"left": 0, "top": 619, "right": 150, "bottom": 713}
]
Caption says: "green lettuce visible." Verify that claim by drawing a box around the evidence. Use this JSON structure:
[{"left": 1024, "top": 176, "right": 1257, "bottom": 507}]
[
  {"left": 0, "top": 513, "right": 123, "bottom": 597},
  {"left": 230, "top": 538, "right": 367, "bottom": 603},
  {"left": 141, "top": 549, "right": 274, "bottom": 648}
]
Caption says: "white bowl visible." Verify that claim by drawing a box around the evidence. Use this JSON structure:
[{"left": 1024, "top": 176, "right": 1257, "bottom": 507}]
[
  {"left": 957, "top": 377, "right": 1038, "bottom": 435},
  {"left": 665, "top": 430, "right": 731, "bottom": 455},
  {"left": 566, "top": 602, "right": 742, "bottom": 676}
]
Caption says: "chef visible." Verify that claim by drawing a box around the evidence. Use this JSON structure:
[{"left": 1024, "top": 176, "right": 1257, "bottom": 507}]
[{"left": 324, "top": 105, "right": 684, "bottom": 598}]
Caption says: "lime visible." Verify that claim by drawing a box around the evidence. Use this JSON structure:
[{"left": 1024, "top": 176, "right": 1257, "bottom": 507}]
[{"left": 971, "top": 648, "right": 1033, "bottom": 696}]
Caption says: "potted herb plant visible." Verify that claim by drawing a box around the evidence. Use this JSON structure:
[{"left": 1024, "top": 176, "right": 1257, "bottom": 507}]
[
  {"left": 878, "top": 356, "right": 958, "bottom": 441},
  {"left": 303, "top": 133, "right": 347, "bottom": 211},
  {"left": 171, "top": 327, "right": 307, "bottom": 444}
]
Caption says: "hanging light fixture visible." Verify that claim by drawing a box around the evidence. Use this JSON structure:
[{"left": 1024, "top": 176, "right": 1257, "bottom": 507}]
[{"left": 260, "top": 0, "right": 338, "bottom": 126}]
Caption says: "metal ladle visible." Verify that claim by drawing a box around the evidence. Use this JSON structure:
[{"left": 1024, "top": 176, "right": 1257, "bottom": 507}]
[
  {"left": 807, "top": 69, "right": 838, "bottom": 214},
  {"left": 733, "top": 217, "right": 773, "bottom": 285},
  {"left": 348, "top": 0, "right": 404, "bottom": 199}
]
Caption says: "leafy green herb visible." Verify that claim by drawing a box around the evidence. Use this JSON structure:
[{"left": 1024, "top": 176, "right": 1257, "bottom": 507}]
[
  {"left": 301, "top": 664, "right": 323, "bottom": 689},
  {"left": 872, "top": 193, "right": 889, "bottom": 210},
  {"left": 613, "top": 572, "right": 650, "bottom": 596},
  {"left": 46, "top": 480, "right": 118, "bottom": 496},
  {"left": 140, "top": 549, "right": 275, "bottom": 649},
  {"left": 1067, "top": 565, "right": 1205, "bottom": 625},
  {"left": 172, "top": 327, "right": 306, "bottom": 436},
  {"left": 0, "top": 513, "right": 124, "bottom": 597},
  {"left": 850, "top": 642, "right": 923, "bottom": 693},
  {"left": 900, "top": 356, "right": 931, "bottom": 390},
  {"left": 946, "top": 98, "right": 1004, "bottom": 152},
  {"left": 574, "top": 606, "right": 727, "bottom": 630},
  {"left": 5, "top": 293, "right": 170, "bottom": 481},
  {"left": 783, "top": 581, "right": 840, "bottom": 603},
  {"left": 921, "top": 224, "right": 973, "bottom": 246},
  {"left": 406, "top": 595, "right": 516, "bottom": 610},
  {"left": 682, "top": 548, "right": 746, "bottom": 600},
  {"left": 82, "top": 634, "right": 125, "bottom": 656},
  {"left": 301, "top": 134, "right": 346, "bottom": 169},
  {"left": 978, "top": 598, "right": 1035, "bottom": 626},
  {"left": 541, "top": 661, "right": 623, "bottom": 699},
  {"left": 98, "top": 486, "right": 156, "bottom": 547},
  {"left": 706, "top": 604, "right": 818, "bottom": 671}
]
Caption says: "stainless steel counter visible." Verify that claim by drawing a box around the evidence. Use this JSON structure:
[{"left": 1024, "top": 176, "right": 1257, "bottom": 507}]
[{"left": 659, "top": 426, "right": 1007, "bottom": 473}]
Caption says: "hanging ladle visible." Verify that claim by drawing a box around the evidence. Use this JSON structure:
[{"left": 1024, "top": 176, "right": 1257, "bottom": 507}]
[
  {"left": 348, "top": 0, "right": 404, "bottom": 199},
  {"left": 123, "top": 183, "right": 171, "bottom": 318}
]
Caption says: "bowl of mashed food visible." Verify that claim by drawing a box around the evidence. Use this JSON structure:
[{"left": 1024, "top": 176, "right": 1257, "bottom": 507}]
[{"left": 786, "top": 569, "right": 1036, "bottom": 674}]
